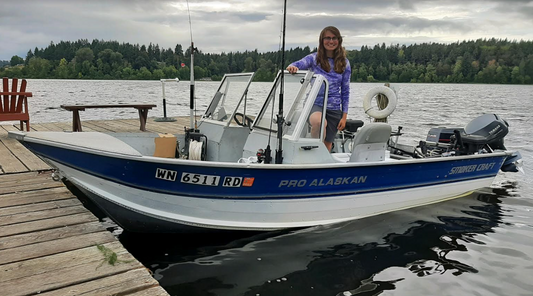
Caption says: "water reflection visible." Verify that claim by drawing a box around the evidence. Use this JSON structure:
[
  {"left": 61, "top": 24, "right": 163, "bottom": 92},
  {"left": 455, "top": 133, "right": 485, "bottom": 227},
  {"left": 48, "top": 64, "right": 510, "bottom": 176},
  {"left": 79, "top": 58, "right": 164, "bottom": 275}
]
[{"left": 118, "top": 187, "right": 509, "bottom": 296}]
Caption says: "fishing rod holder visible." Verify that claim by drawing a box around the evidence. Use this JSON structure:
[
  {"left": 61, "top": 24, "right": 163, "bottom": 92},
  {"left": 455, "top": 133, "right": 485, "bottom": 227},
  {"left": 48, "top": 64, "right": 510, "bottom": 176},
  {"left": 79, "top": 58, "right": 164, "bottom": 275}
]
[{"left": 154, "top": 78, "right": 180, "bottom": 122}]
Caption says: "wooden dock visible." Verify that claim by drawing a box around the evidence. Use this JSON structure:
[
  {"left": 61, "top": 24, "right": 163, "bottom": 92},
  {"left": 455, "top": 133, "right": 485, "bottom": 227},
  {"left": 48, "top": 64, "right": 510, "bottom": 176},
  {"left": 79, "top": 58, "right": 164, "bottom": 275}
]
[{"left": 0, "top": 117, "right": 190, "bottom": 296}]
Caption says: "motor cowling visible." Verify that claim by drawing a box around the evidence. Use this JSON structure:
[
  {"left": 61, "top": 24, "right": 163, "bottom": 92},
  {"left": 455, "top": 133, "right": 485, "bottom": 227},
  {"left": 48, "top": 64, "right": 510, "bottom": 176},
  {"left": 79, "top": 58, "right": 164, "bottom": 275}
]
[
  {"left": 454, "top": 114, "right": 509, "bottom": 154},
  {"left": 465, "top": 114, "right": 508, "bottom": 149}
]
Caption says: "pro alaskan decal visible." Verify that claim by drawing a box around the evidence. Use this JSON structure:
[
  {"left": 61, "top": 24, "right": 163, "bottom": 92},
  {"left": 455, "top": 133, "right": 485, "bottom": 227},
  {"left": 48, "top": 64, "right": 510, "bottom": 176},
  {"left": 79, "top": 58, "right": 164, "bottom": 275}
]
[
  {"left": 278, "top": 176, "right": 368, "bottom": 187},
  {"left": 155, "top": 168, "right": 177, "bottom": 181}
]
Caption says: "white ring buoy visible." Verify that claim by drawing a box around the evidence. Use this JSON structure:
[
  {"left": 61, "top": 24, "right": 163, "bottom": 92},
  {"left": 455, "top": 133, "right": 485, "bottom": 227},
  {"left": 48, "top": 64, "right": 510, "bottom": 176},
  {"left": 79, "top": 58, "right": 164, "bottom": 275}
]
[{"left": 363, "top": 86, "right": 397, "bottom": 119}]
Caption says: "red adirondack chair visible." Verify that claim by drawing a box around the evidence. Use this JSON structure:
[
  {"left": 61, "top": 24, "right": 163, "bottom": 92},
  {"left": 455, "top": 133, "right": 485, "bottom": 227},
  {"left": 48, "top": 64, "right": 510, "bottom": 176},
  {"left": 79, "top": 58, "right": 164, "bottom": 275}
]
[{"left": 0, "top": 77, "right": 33, "bottom": 131}]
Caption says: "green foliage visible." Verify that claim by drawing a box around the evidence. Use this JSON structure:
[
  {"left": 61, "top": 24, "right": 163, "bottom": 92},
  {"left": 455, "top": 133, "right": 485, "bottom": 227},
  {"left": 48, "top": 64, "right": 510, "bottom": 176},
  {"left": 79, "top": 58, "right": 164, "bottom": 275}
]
[
  {"left": 27, "top": 57, "right": 52, "bottom": 78},
  {"left": 96, "top": 244, "right": 117, "bottom": 266},
  {"left": 10, "top": 55, "right": 24, "bottom": 66},
  {"left": 96, "top": 244, "right": 133, "bottom": 269},
  {"left": 1, "top": 38, "right": 533, "bottom": 84}
]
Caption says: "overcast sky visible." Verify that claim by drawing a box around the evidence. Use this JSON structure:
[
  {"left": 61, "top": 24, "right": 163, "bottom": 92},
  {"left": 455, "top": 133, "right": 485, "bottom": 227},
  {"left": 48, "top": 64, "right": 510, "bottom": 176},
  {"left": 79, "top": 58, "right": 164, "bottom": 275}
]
[{"left": 1, "top": 0, "right": 533, "bottom": 61}]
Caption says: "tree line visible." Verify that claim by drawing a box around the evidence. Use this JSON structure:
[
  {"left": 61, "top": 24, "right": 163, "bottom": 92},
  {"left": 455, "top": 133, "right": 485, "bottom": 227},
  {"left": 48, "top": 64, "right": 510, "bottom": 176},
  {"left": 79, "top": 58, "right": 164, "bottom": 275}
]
[{"left": 1, "top": 38, "right": 533, "bottom": 84}]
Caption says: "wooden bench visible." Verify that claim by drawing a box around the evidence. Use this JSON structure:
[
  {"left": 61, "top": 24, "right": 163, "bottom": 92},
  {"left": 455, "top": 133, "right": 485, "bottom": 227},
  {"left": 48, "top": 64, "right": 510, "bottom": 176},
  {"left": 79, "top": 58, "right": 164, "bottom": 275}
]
[
  {"left": 1, "top": 77, "right": 33, "bottom": 131},
  {"left": 60, "top": 104, "right": 157, "bottom": 132}
]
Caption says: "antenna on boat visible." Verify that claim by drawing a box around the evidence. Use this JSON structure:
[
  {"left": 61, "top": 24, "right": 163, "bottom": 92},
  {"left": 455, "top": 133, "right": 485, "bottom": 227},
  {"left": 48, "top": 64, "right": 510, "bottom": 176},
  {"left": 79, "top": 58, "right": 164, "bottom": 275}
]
[
  {"left": 274, "top": 0, "right": 288, "bottom": 164},
  {"left": 181, "top": 0, "right": 206, "bottom": 161},
  {"left": 186, "top": 0, "right": 197, "bottom": 130}
]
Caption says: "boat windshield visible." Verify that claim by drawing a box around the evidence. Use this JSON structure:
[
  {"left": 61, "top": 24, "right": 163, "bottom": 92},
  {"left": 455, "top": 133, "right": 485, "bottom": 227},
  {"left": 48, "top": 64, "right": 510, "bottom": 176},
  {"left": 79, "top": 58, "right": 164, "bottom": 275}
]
[
  {"left": 254, "top": 71, "right": 315, "bottom": 133},
  {"left": 202, "top": 73, "right": 255, "bottom": 126},
  {"left": 253, "top": 71, "right": 327, "bottom": 141},
  {"left": 284, "top": 74, "right": 328, "bottom": 140}
]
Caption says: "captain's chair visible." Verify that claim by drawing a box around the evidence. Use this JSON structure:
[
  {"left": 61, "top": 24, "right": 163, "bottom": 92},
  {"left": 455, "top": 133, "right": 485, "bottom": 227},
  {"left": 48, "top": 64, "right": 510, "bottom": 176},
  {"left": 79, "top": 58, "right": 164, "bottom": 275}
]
[{"left": 349, "top": 123, "right": 391, "bottom": 162}]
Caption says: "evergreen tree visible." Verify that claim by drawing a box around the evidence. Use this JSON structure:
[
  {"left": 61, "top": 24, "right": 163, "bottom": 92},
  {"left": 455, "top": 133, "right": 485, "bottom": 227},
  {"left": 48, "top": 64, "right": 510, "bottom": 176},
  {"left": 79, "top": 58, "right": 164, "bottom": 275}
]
[
  {"left": 1, "top": 37, "right": 531, "bottom": 84},
  {"left": 10, "top": 55, "right": 24, "bottom": 66}
]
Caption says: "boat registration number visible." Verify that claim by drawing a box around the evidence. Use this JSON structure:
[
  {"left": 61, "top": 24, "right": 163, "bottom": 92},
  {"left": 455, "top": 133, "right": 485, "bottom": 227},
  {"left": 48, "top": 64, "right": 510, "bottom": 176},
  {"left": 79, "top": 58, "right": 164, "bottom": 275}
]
[{"left": 180, "top": 172, "right": 220, "bottom": 186}]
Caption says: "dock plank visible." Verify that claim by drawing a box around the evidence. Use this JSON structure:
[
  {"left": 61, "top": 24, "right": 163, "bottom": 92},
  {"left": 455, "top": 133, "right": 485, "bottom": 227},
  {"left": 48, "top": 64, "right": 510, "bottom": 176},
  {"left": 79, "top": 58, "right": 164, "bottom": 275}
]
[
  {"left": 49, "top": 121, "right": 75, "bottom": 132},
  {"left": 104, "top": 119, "right": 142, "bottom": 132},
  {"left": 146, "top": 123, "right": 181, "bottom": 134},
  {"left": 78, "top": 120, "right": 115, "bottom": 132},
  {"left": 39, "top": 122, "right": 67, "bottom": 131},
  {"left": 0, "top": 205, "right": 88, "bottom": 226},
  {"left": 37, "top": 268, "right": 162, "bottom": 296},
  {"left": 0, "top": 125, "right": 50, "bottom": 171},
  {"left": 0, "top": 242, "right": 142, "bottom": 296},
  {"left": 146, "top": 120, "right": 182, "bottom": 134},
  {"left": 0, "top": 230, "right": 116, "bottom": 265},
  {"left": 0, "top": 170, "right": 52, "bottom": 183},
  {"left": 0, "top": 172, "right": 62, "bottom": 192},
  {"left": 30, "top": 123, "right": 54, "bottom": 131},
  {"left": 119, "top": 118, "right": 147, "bottom": 127},
  {"left": 0, "top": 187, "right": 74, "bottom": 207},
  {"left": 86, "top": 119, "right": 132, "bottom": 132},
  {"left": 0, "top": 198, "right": 80, "bottom": 217},
  {"left": 54, "top": 121, "right": 100, "bottom": 132},
  {"left": 0, "top": 221, "right": 105, "bottom": 250},
  {"left": 0, "top": 171, "right": 60, "bottom": 194},
  {"left": 0, "top": 212, "right": 98, "bottom": 238},
  {"left": 116, "top": 118, "right": 164, "bottom": 133},
  {"left": 0, "top": 241, "right": 127, "bottom": 282},
  {"left": 0, "top": 126, "right": 29, "bottom": 174},
  {"left": 0, "top": 139, "right": 28, "bottom": 174}
]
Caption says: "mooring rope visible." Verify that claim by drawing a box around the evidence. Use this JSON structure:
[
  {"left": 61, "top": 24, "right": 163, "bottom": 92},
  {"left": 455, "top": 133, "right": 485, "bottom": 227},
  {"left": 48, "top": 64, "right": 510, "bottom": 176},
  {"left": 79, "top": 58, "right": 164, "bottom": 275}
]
[
  {"left": 374, "top": 83, "right": 391, "bottom": 123},
  {"left": 189, "top": 140, "right": 203, "bottom": 160}
]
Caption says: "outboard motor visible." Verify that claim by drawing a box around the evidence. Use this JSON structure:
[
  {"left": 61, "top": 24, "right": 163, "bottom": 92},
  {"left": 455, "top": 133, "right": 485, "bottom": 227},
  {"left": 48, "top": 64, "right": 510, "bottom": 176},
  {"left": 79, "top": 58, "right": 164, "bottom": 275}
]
[
  {"left": 452, "top": 114, "right": 509, "bottom": 155},
  {"left": 451, "top": 114, "right": 522, "bottom": 172}
]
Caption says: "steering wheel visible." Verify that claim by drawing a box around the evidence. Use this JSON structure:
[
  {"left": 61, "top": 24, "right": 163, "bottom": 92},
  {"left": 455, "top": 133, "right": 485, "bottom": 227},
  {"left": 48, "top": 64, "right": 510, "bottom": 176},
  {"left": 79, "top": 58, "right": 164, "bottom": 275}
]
[{"left": 234, "top": 112, "right": 254, "bottom": 127}]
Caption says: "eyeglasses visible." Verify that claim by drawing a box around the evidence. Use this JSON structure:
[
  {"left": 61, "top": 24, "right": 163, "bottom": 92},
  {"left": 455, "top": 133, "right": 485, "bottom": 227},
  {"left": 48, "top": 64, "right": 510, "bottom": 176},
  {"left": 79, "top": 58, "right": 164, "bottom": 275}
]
[{"left": 323, "top": 36, "right": 339, "bottom": 42}]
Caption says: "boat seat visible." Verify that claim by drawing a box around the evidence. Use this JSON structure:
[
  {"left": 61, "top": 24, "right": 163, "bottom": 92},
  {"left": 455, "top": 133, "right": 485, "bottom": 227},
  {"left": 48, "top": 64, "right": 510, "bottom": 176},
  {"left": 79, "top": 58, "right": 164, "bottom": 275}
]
[
  {"left": 331, "top": 152, "right": 351, "bottom": 163},
  {"left": 349, "top": 123, "right": 391, "bottom": 162}
]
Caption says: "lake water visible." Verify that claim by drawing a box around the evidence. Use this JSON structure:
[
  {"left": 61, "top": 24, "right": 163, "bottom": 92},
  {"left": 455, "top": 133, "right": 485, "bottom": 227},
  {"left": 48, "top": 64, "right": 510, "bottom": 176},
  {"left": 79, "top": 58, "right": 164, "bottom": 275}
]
[{"left": 23, "top": 79, "right": 533, "bottom": 295}]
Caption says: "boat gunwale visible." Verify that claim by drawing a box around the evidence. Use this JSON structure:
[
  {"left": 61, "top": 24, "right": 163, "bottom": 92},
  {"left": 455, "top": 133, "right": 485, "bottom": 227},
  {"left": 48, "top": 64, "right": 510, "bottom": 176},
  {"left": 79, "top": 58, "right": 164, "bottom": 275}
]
[{"left": 20, "top": 131, "right": 513, "bottom": 170}]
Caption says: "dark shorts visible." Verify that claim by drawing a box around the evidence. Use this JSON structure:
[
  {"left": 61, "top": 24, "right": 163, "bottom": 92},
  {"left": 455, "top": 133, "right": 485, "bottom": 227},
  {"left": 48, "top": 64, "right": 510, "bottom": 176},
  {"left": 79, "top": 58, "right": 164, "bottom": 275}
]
[{"left": 310, "top": 104, "right": 343, "bottom": 143}]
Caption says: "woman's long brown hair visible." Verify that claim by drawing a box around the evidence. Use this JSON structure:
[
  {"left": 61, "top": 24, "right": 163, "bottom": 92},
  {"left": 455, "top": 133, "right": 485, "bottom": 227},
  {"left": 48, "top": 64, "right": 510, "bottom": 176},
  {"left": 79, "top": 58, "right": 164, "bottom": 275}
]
[{"left": 317, "top": 26, "right": 347, "bottom": 74}]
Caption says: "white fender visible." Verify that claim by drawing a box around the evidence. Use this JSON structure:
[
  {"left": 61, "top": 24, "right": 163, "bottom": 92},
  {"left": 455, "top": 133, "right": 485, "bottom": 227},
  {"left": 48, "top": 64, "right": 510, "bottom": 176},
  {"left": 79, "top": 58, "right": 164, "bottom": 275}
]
[{"left": 363, "top": 86, "right": 397, "bottom": 119}]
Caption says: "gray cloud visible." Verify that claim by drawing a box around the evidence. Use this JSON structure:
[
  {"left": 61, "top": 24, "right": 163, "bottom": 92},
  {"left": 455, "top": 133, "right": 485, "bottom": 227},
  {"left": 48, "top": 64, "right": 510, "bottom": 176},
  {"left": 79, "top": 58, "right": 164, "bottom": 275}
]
[
  {"left": 1, "top": 0, "right": 533, "bottom": 60},
  {"left": 287, "top": 14, "right": 474, "bottom": 36}
]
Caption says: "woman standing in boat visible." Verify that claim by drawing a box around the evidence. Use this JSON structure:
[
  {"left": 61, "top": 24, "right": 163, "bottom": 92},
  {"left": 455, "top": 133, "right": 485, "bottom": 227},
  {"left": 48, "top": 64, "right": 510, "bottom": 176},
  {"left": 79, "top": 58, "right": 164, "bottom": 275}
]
[{"left": 287, "top": 26, "right": 351, "bottom": 151}]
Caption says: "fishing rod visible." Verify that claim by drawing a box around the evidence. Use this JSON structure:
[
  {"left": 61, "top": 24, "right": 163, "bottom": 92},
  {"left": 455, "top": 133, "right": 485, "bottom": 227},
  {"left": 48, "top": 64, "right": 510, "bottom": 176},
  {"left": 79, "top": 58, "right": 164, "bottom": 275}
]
[
  {"left": 182, "top": 0, "right": 206, "bottom": 161},
  {"left": 275, "top": 0, "right": 288, "bottom": 164},
  {"left": 186, "top": 0, "right": 197, "bottom": 131}
]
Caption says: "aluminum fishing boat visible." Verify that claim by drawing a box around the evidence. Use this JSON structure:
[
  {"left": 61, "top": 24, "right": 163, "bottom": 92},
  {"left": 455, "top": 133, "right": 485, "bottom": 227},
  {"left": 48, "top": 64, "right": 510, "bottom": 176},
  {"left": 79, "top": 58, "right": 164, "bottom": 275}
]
[{"left": 9, "top": 71, "right": 522, "bottom": 232}]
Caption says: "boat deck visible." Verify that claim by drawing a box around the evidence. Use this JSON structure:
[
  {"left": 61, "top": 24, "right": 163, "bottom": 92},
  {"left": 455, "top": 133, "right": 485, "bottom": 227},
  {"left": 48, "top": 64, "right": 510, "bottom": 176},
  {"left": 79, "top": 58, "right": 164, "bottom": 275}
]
[{"left": 0, "top": 117, "right": 186, "bottom": 296}]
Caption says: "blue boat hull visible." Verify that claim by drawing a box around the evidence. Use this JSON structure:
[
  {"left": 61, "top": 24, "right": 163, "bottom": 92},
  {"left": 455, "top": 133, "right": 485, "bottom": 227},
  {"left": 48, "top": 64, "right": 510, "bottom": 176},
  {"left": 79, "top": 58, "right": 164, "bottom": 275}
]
[
  {"left": 24, "top": 140, "right": 505, "bottom": 199},
  {"left": 16, "top": 138, "right": 509, "bottom": 232}
]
